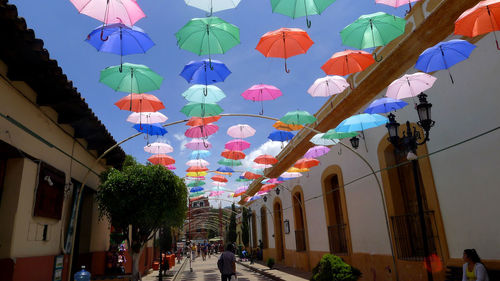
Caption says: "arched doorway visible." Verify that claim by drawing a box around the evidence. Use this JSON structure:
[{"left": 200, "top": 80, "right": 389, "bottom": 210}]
[
  {"left": 292, "top": 186, "right": 308, "bottom": 252},
  {"left": 273, "top": 199, "right": 285, "bottom": 261},
  {"left": 260, "top": 207, "right": 268, "bottom": 249},
  {"left": 251, "top": 211, "right": 258, "bottom": 247}
]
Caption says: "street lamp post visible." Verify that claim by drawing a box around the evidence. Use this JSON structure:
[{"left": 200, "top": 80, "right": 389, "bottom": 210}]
[
  {"left": 385, "top": 92, "right": 435, "bottom": 281},
  {"left": 159, "top": 228, "right": 163, "bottom": 281}
]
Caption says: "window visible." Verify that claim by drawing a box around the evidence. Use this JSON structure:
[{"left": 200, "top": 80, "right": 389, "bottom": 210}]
[
  {"left": 260, "top": 207, "right": 268, "bottom": 248},
  {"left": 323, "top": 167, "right": 349, "bottom": 255},
  {"left": 292, "top": 191, "right": 306, "bottom": 252},
  {"left": 199, "top": 202, "right": 204, "bottom": 207},
  {"left": 34, "top": 162, "right": 65, "bottom": 220}
]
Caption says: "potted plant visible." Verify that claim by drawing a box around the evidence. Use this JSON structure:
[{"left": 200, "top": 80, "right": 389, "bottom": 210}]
[
  {"left": 311, "top": 254, "right": 362, "bottom": 281},
  {"left": 267, "top": 258, "right": 275, "bottom": 269}
]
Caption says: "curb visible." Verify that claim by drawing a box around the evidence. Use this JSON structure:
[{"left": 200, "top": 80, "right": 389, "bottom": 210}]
[
  {"left": 236, "top": 261, "right": 286, "bottom": 281},
  {"left": 171, "top": 257, "right": 189, "bottom": 281}
]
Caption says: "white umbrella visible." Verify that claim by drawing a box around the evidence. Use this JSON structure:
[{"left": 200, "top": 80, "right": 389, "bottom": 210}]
[
  {"left": 127, "top": 112, "right": 168, "bottom": 124},
  {"left": 144, "top": 142, "right": 173, "bottom": 154},
  {"left": 310, "top": 133, "right": 339, "bottom": 146},
  {"left": 307, "top": 76, "right": 349, "bottom": 97},
  {"left": 184, "top": 0, "right": 241, "bottom": 14},
  {"left": 386, "top": 72, "right": 437, "bottom": 99},
  {"left": 227, "top": 124, "right": 256, "bottom": 138},
  {"left": 186, "top": 159, "right": 210, "bottom": 167}
]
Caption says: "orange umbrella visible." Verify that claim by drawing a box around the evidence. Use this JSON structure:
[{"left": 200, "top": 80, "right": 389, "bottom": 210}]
[
  {"left": 254, "top": 155, "right": 278, "bottom": 165},
  {"left": 455, "top": 0, "right": 500, "bottom": 50},
  {"left": 294, "top": 158, "right": 320, "bottom": 169},
  {"left": 243, "top": 171, "right": 262, "bottom": 180},
  {"left": 321, "top": 50, "right": 375, "bottom": 76},
  {"left": 256, "top": 28, "right": 314, "bottom": 73},
  {"left": 148, "top": 154, "right": 175, "bottom": 165},
  {"left": 186, "top": 166, "right": 208, "bottom": 172},
  {"left": 211, "top": 175, "right": 228, "bottom": 182},
  {"left": 221, "top": 150, "right": 246, "bottom": 160},
  {"left": 260, "top": 184, "right": 276, "bottom": 192},
  {"left": 114, "top": 93, "right": 165, "bottom": 112},
  {"left": 186, "top": 115, "right": 221, "bottom": 126},
  {"left": 272, "top": 121, "right": 303, "bottom": 131}
]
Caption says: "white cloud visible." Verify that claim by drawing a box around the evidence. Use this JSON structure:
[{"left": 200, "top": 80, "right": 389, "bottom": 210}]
[
  {"left": 173, "top": 133, "right": 188, "bottom": 152},
  {"left": 241, "top": 140, "right": 287, "bottom": 171}
]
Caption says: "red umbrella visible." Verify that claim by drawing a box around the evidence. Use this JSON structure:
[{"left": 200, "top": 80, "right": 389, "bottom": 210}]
[
  {"left": 186, "top": 166, "right": 208, "bottom": 172},
  {"left": 321, "top": 50, "right": 375, "bottom": 76},
  {"left": 254, "top": 155, "right": 278, "bottom": 165},
  {"left": 221, "top": 150, "right": 246, "bottom": 160},
  {"left": 211, "top": 175, "right": 228, "bottom": 182},
  {"left": 244, "top": 171, "right": 262, "bottom": 180},
  {"left": 260, "top": 184, "right": 276, "bottom": 192},
  {"left": 186, "top": 115, "right": 221, "bottom": 126},
  {"left": 294, "top": 158, "right": 320, "bottom": 169},
  {"left": 114, "top": 93, "right": 165, "bottom": 112},
  {"left": 148, "top": 154, "right": 175, "bottom": 165},
  {"left": 256, "top": 28, "right": 314, "bottom": 73}
]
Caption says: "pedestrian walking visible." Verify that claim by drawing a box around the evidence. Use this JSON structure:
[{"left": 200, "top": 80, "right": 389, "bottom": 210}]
[
  {"left": 202, "top": 240, "right": 208, "bottom": 261},
  {"left": 463, "top": 249, "right": 489, "bottom": 281},
  {"left": 218, "top": 244, "right": 236, "bottom": 281}
]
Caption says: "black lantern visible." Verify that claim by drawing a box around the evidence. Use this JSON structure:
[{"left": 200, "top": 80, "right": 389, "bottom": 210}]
[
  {"left": 275, "top": 187, "right": 280, "bottom": 195},
  {"left": 349, "top": 136, "right": 360, "bottom": 149},
  {"left": 386, "top": 113, "right": 400, "bottom": 146},
  {"left": 263, "top": 196, "right": 267, "bottom": 202},
  {"left": 416, "top": 93, "right": 435, "bottom": 137}
]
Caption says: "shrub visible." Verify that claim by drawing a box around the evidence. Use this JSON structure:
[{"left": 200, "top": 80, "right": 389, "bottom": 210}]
[
  {"left": 311, "top": 254, "right": 362, "bottom": 281},
  {"left": 267, "top": 258, "right": 275, "bottom": 269}
]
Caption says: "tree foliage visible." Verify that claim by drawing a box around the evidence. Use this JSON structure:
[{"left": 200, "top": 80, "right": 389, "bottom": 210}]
[
  {"left": 311, "top": 254, "right": 362, "bottom": 281},
  {"left": 226, "top": 203, "right": 237, "bottom": 243}
]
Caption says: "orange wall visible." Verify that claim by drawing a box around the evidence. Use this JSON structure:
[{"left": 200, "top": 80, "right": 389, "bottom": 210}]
[{"left": 10, "top": 254, "right": 70, "bottom": 281}]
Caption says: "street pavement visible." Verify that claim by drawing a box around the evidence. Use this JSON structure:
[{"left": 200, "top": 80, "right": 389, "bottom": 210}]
[{"left": 176, "top": 254, "right": 272, "bottom": 281}]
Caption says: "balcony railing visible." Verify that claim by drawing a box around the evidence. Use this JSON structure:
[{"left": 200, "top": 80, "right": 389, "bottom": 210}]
[
  {"left": 327, "top": 224, "right": 348, "bottom": 255},
  {"left": 390, "top": 211, "right": 439, "bottom": 261},
  {"left": 295, "top": 229, "right": 306, "bottom": 252}
]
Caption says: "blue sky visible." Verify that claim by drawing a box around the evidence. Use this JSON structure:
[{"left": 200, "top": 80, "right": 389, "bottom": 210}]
[{"left": 12, "top": 0, "right": 404, "bottom": 204}]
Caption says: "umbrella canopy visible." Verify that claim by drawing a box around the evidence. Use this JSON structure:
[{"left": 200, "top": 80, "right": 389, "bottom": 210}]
[
  {"left": 189, "top": 191, "right": 205, "bottom": 198},
  {"left": 209, "top": 191, "right": 224, "bottom": 197},
  {"left": 268, "top": 130, "right": 295, "bottom": 142},
  {"left": 181, "top": 102, "right": 224, "bottom": 117},
  {"left": 322, "top": 129, "right": 358, "bottom": 140},
  {"left": 185, "top": 139, "right": 212, "bottom": 150},
  {"left": 165, "top": 165, "right": 176, "bottom": 170},
  {"left": 270, "top": 0, "right": 336, "bottom": 27},
  {"left": 256, "top": 28, "right": 314, "bottom": 72},
  {"left": 266, "top": 178, "right": 284, "bottom": 184},
  {"left": 234, "top": 186, "right": 248, "bottom": 196},
  {"left": 260, "top": 183, "right": 277, "bottom": 192},
  {"left": 191, "top": 150, "right": 211, "bottom": 159},
  {"left": 180, "top": 59, "right": 231, "bottom": 85},
  {"left": 321, "top": 50, "right": 375, "bottom": 76},
  {"left": 308, "top": 76, "right": 349, "bottom": 97},
  {"left": 375, "top": 0, "right": 421, "bottom": 8},
  {"left": 182, "top": 85, "right": 226, "bottom": 103},
  {"left": 190, "top": 186, "right": 204, "bottom": 193},
  {"left": 126, "top": 112, "right": 168, "bottom": 124},
  {"left": 100, "top": 63, "right": 163, "bottom": 93},
  {"left": 144, "top": 142, "right": 173, "bottom": 154},
  {"left": 281, "top": 172, "right": 302, "bottom": 178},
  {"left": 243, "top": 171, "right": 262, "bottom": 180},
  {"left": 294, "top": 158, "right": 320, "bottom": 169},
  {"left": 272, "top": 121, "right": 304, "bottom": 131},
  {"left": 217, "top": 158, "right": 242, "bottom": 166},
  {"left": 415, "top": 39, "right": 476, "bottom": 83},
  {"left": 186, "top": 115, "right": 222, "bottom": 126},
  {"left": 186, "top": 166, "right": 209, "bottom": 172},
  {"left": 216, "top": 166, "right": 234, "bottom": 174},
  {"left": 185, "top": 124, "right": 219, "bottom": 138},
  {"left": 186, "top": 159, "right": 210, "bottom": 167},
  {"left": 184, "top": 0, "right": 242, "bottom": 14},
  {"left": 211, "top": 175, "right": 228, "bottom": 182},
  {"left": 242, "top": 84, "right": 283, "bottom": 101},
  {"left": 187, "top": 181, "right": 205, "bottom": 187},
  {"left": 225, "top": 139, "right": 251, "bottom": 151},
  {"left": 148, "top": 154, "right": 175, "bottom": 165},
  {"left": 254, "top": 155, "right": 278, "bottom": 165},
  {"left": 364, "top": 98, "right": 408, "bottom": 114},
  {"left": 280, "top": 110, "right": 317, "bottom": 125},
  {"left": 335, "top": 113, "right": 388, "bottom": 133},
  {"left": 227, "top": 124, "right": 256, "bottom": 138},
  {"left": 85, "top": 24, "right": 154, "bottom": 56},
  {"left": 221, "top": 150, "right": 246, "bottom": 160},
  {"left": 236, "top": 177, "right": 252, "bottom": 182},
  {"left": 175, "top": 17, "right": 240, "bottom": 56},
  {"left": 455, "top": 0, "right": 500, "bottom": 49},
  {"left": 133, "top": 124, "right": 167, "bottom": 136},
  {"left": 253, "top": 163, "right": 273, "bottom": 169},
  {"left": 211, "top": 182, "right": 227, "bottom": 187},
  {"left": 69, "top": 0, "right": 145, "bottom": 26},
  {"left": 114, "top": 93, "right": 165, "bottom": 112},
  {"left": 310, "top": 133, "right": 339, "bottom": 145},
  {"left": 288, "top": 167, "right": 310, "bottom": 173},
  {"left": 386, "top": 72, "right": 437, "bottom": 99},
  {"left": 304, "top": 145, "right": 330, "bottom": 158},
  {"left": 186, "top": 171, "right": 208, "bottom": 177}
]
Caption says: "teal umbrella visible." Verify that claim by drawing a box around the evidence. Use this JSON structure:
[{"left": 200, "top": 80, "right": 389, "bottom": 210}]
[
  {"left": 322, "top": 129, "right": 358, "bottom": 140},
  {"left": 217, "top": 158, "right": 242, "bottom": 166},
  {"left": 180, "top": 102, "right": 223, "bottom": 117},
  {"left": 270, "top": 0, "right": 336, "bottom": 28},
  {"left": 99, "top": 63, "right": 163, "bottom": 93},
  {"left": 175, "top": 17, "right": 240, "bottom": 65},
  {"left": 187, "top": 181, "right": 205, "bottom": 187},
  {"left": 280, "top": 110, "right": 317, "bottom": 125},
  {"left": 340, "top": 12, "right": 406, "bottom": 61},
  {"left": 182, "top": 84, "right": 226, "bottom": 103},
  {"left": 335, "top": 113, "right": 388, "bottom": 133}
]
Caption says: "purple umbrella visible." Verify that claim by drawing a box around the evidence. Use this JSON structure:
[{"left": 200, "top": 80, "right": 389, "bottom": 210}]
[
  {"left": 241, "top": 84, "right": 282, "bottom": 115},
  {"left": 364, "top": 97, "right": 408, "bottom": 114},
  {"left": 304, "top": 146, "right": 330, "bottom": 158}
]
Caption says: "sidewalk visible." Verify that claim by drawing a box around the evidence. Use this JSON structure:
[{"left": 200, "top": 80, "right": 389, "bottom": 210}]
[
  {"left": 236, "top": 260, "right": 311, "bottom": 281},
  {"left": 142, "top": 257, "right": 188, "bottom": 281}
]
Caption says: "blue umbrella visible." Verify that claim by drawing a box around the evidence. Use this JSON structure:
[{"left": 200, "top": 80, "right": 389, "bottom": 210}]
[
  {"left": 190, "top": 186, "right": 204, "bottom": 193},
  {"left": 415, "top": 39, "right": 476, "bottom": 84},
  {"left": 180, "top": 59, "right": 231, "bottom": 85},
  {"left": 364, "top": 97, "right": 408, "bottom": 114},
  {"left": 217, "top": 166, "right": 234, "bottom": 173},
  {"left": 335, "top": 113, "right": 388, "bottom": 133},
  {"left": 133, "top": 124, "right": 167, "bottom": 136},
  {"left": 190, "top": 150, "right": 211, "bottom": 159},
  {"left": 268, "top": 130, "right": 295, "bottom": 142}
]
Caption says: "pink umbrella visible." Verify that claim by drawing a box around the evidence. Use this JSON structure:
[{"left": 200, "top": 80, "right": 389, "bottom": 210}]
[
  {"left": 186, "top": 159, "right": 210, "bottom": 167},
  {"left": 165, "top": 164, "right": 176, "bottom": 170},
  {"left": 209, "top": 191, "right": 224, "bottom": 197},
  {"left": 185, "top": 139, "right": 212, "bottom": 150},
  {"left": 376, "top": 0, "right": 421, "bottom": 11},
  {"left": 386, "top": 72, "right": 437, "bottom": 100},
  {"left": 144, "top": 142, "right": 173, "bottom": 154},
  {"left": 266, "top": 178, "right": 284, "bottom": 184},
  {"left": 70, "top": 0, "right": 146, "bottom": 26},
  {"left": 185, "top": 124, "right": 219, "bottom": 138},
  {"left": 212, "top": 182, "right": 227, "bottom": 187},
  {"left": 308, "top": 76, "right": 350, "bottom": 97},
  {"left": 304, "top": 145, "right": 330, "bottom": 158},
  {"left": 253, "top": 163, "right": 273, "bottom": 169},
  {"left": 242, "top": 84, "right": 282, "bottom": 114},
  {"left": 227, "top": 124, "right": 256, "bottom": 138},
  {"left": 127, "top": 112, "right": 168, "bottom": 124},
  {"left": 225, "top": 139, "right": 251, "bottom": 151},
  {"left": 257, "top": 190, "right": 268, "bottom": 196}
]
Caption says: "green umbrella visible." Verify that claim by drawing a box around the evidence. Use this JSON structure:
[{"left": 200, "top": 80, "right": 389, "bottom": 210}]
[
  {"left": 187, "top": 181, "right": 205, "bottom": 187},
  {"left": 99, "top": 63, "right": 163, "bottom": 93},
  {"left": 175, "top": 17, "right": 240, "bottom": 63},
  {"left": 189, "top": 191, "right": 205, "bottom": 197},
  {"left": 236, "top": 178, "right": 252, "bottom": 182},
  {"left": 340, "top": 12, "right": 406, "bottom": 61},
  {"left": 270, "top": 0, "right": 336, "bottom": 28},
  {"left": 217, "top": 159, "right": 242, "bottom": 166},
  {"left": 280, "top": 110, "right": 317, "bottom": 125},
  {"left": 180, "top": 102, "right": 223, "bottom": 117},
  {"left": 322, "top": 129, "right": 359, "bottom": 140},
  {"left": 182, "top": 85, "right": 226, "bottom": 103}
]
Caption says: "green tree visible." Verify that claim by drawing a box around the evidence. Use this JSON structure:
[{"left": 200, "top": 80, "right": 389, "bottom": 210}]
[
  {"left": 311, "top": 254, "right": 362, "bottom": 281},
  {"left": 97, "top": 156, "right": 187, "bottom": 281},
  {"left": 242, "top": 207, "right": 250, "bottom": 247},
  {"left": 226, "top": 203, "right": 237, "bottom": 243}
]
